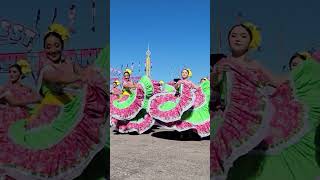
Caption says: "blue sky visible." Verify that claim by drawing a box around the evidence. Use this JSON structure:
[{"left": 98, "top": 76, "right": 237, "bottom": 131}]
[
  {"left": 111, "top": 0, "right": 210, "bottom": 83},
  {"left": 0, "top": 0, "right": 108, "bottom": 84},
  {"left": 211, "top": 0, "right": 320, "bottom": 73}
]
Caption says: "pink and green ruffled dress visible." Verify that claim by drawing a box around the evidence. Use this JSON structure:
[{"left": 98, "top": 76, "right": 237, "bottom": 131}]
[
  {"left": 148, "top": 79, "right": 210, "bottom": 137},
  {"left": 0, "top": 48, "right": 108, "bottom": 180},
  {"left": 110, "top": 76, "right": 161, "bottom": 134},
  {"left": 210, "top": 58, "right": 320, "bottom": 180}
]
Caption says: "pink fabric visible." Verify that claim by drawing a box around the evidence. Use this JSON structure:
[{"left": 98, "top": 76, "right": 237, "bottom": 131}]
[
  {"left": 111, "top": 78, "right": 160, "bottom": 133},
  {"left": 210, "top": 58, "right": 307, "bottom": 177},
  {"left": 110, "top": 84, "right": 144, "bottom": 120},
  {"left": 111, "top": 87, "right": 122, "bottom": 95},
  {"left": 123, "top": 80, "right": 134, "bottom": 88},
  {"left": 312, "top": 50, "right": 320, "bottom": 63},
  {"left": 148, "top": 81, "right": 195, "bottom": 122},
  {"left": 157, "top": 120, "right": 210, "bottom": 138},
  {"left": 0, "top": 74, "right": 107, "bottom": 179},
  {"left": 155, "top": 81, "right": 209, "bottom": 137},
  {"left": 152, "top": 80, "right": 161, "bottom": 94},
  {"left": 112, "top": 114, "right": 154, "bottom": 134},
  {"left": 210, "top": 60, "right": 271, "bottom": 176},
  {"left": 264, "top": 82, "right": 305, "bottom": 149},
  {"left": 193, "top": 85, "right": 205, "bottom": 108},
  {"left": 167, "top": 81, "right": 176, "bottom": 86}
]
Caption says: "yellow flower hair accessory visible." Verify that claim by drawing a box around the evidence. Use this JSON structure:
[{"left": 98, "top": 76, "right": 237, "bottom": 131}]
[
  {"left": 124, "top": 68, "right": 132, "bottom": 75},
  {"left": 186, "top": 68, "right": 192, "bottom": 77},
  {"left": 298, "top": 51, "right": 312, "bottom": 59},
  {"left": 114, "top": 80, "right": 120, "bottom": 86},
  {"left": 159, "top": 80, "right": 164, "bottom": 84},
  {"left": 47, "top": 23, "right": 70, "bottom": 41},
  {"left": 16, "top": 59, "right": 32, "bottom": 75},
  {"left": 242, "top": 22, "right": 261, "bottom": 49}
]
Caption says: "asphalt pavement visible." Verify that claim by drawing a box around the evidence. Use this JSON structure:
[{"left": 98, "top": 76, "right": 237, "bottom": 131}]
[{"left": 110, "top": 126, "right": 210, "bottom": 180}]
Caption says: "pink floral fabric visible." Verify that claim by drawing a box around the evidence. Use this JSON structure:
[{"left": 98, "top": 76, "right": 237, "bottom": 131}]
[
  {"left": 210, "top": 59, "right": 271, "bottom": 177},
  {"left": 210, "top": 58, "right": 307, "bottom": 177},
  {"left": 155, "top": 82, "right": 210, "bottom": 137},
  {"left": 112, "top": 114, "right": 154, "bottom": 134},
  {"left": 264, "top": 82, "right": 306, "bottom": 152},
  {"left": 0, "top": 73, "right": 107, "bottom": 179},
  {"left": 148, "top": 81, "right": 195, "bottom": 122},
  {"left": 110, "top": 84, "right": 144, "bottom": 120}
]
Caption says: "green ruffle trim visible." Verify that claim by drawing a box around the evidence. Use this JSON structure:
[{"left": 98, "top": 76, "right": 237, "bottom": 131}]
[
  {"left": 139, "top": 76, "right": 154, "bottom": 97},
  {"left": 292, "top": 59, "right": 320, "bottom": 127},
  {"left": 163, "top": 84, "right": 175, "bottom": 93},
  {"left": 138, "top": 76, "right": 154, "bottom": 109},
  {"left": 159, "top": 101, "right": 177, "bottom": 111},
  {"left": 8, "top": 92, "right": 84, "bottom": 150},
  {"left": 181, "top": 80, "right": 210, "bottom": 124},
  {"left": 112, "top": 91, "right": 137, "bottom": 109}
]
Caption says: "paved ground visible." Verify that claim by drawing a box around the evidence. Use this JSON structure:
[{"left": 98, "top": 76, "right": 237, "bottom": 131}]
[{"left": 110, "top": 126, "right": 210, "bottom": 180}]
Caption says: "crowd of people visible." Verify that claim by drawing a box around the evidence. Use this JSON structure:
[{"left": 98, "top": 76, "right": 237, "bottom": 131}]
[{"left": 110, "top": 67, "right": 210, "bottom": 138}]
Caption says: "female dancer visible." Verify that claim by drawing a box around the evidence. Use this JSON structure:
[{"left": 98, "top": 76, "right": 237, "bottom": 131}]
[
  {"left": 110, "top": 68, "right": 160, "bottom": 134},
  {"left": 0, "top": 23, "right": 108, "bottom": 180},
  {"left": 111, "top": 80, "right": 122, "bottom": 98},
  {"left": 200, "top": 77, "right": 208, "bottom": 84},
  {"left": 210, "top": 22, "right": 320, "bottom": 180},
  {"left": 0, "top": 62, "right": 41, "bottom": 106},
  {"left": 0, "top": 62, "right": 40, "bottom": 179},
  {"left": 148, "top": 68, "right": 210, "bottom": 138}
]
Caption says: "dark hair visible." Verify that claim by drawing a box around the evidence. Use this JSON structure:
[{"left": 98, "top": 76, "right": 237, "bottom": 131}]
[
  {"left": 43, "top": 32, "right": 64, "bottom": 49},
  {"left": 173, "top": 78, "right": 181, "bottom": 83},
  {"left": 182, "top": 69, "right": 189, "bottom": 74},
  {"left": 211, "top": 53, "right": 227, "bottom": 66},
  {"left": 9, "top": 64, "right": 25, "bottom": 79},
  {"left": 228, "top": 24, "right": 253, "bottom": 51},
  {"left": 228, "top": 24, "right": 253, "bottom": 41},
  {"left": 289, "top": 53, "right": 306, "bottom": 70},
  {"left": 123, "top": 71, "right": 130, "bottom": 76}
]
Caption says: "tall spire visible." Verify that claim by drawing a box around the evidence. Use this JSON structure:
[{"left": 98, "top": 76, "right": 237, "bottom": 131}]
[{"left": 145, "top": 43, "right": 151, "bottom": 77}]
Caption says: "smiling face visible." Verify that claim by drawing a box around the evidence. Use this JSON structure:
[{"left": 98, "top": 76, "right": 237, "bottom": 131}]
[
  {"left": 9, "top": 66, "right": 22, "bottom": 83},
  {"left": 123, "top": 72, "right": 130, "bottom": 81},
  {"left": 181, "top": 69, "right": 189, "bottom": 79},
  {"left": 44, "top": 34, "right": 63, "bottom": 63},
  {"left": 228, "top": 25, "right": 251, "bottom": 55}
]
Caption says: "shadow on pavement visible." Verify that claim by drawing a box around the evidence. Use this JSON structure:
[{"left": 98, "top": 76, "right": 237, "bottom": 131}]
[
  {"left": 74, "top": 146, "right": 109, "bottom": 180},
  {"left": 151, "top": 130, "right": 210, "bottom": 141}
]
